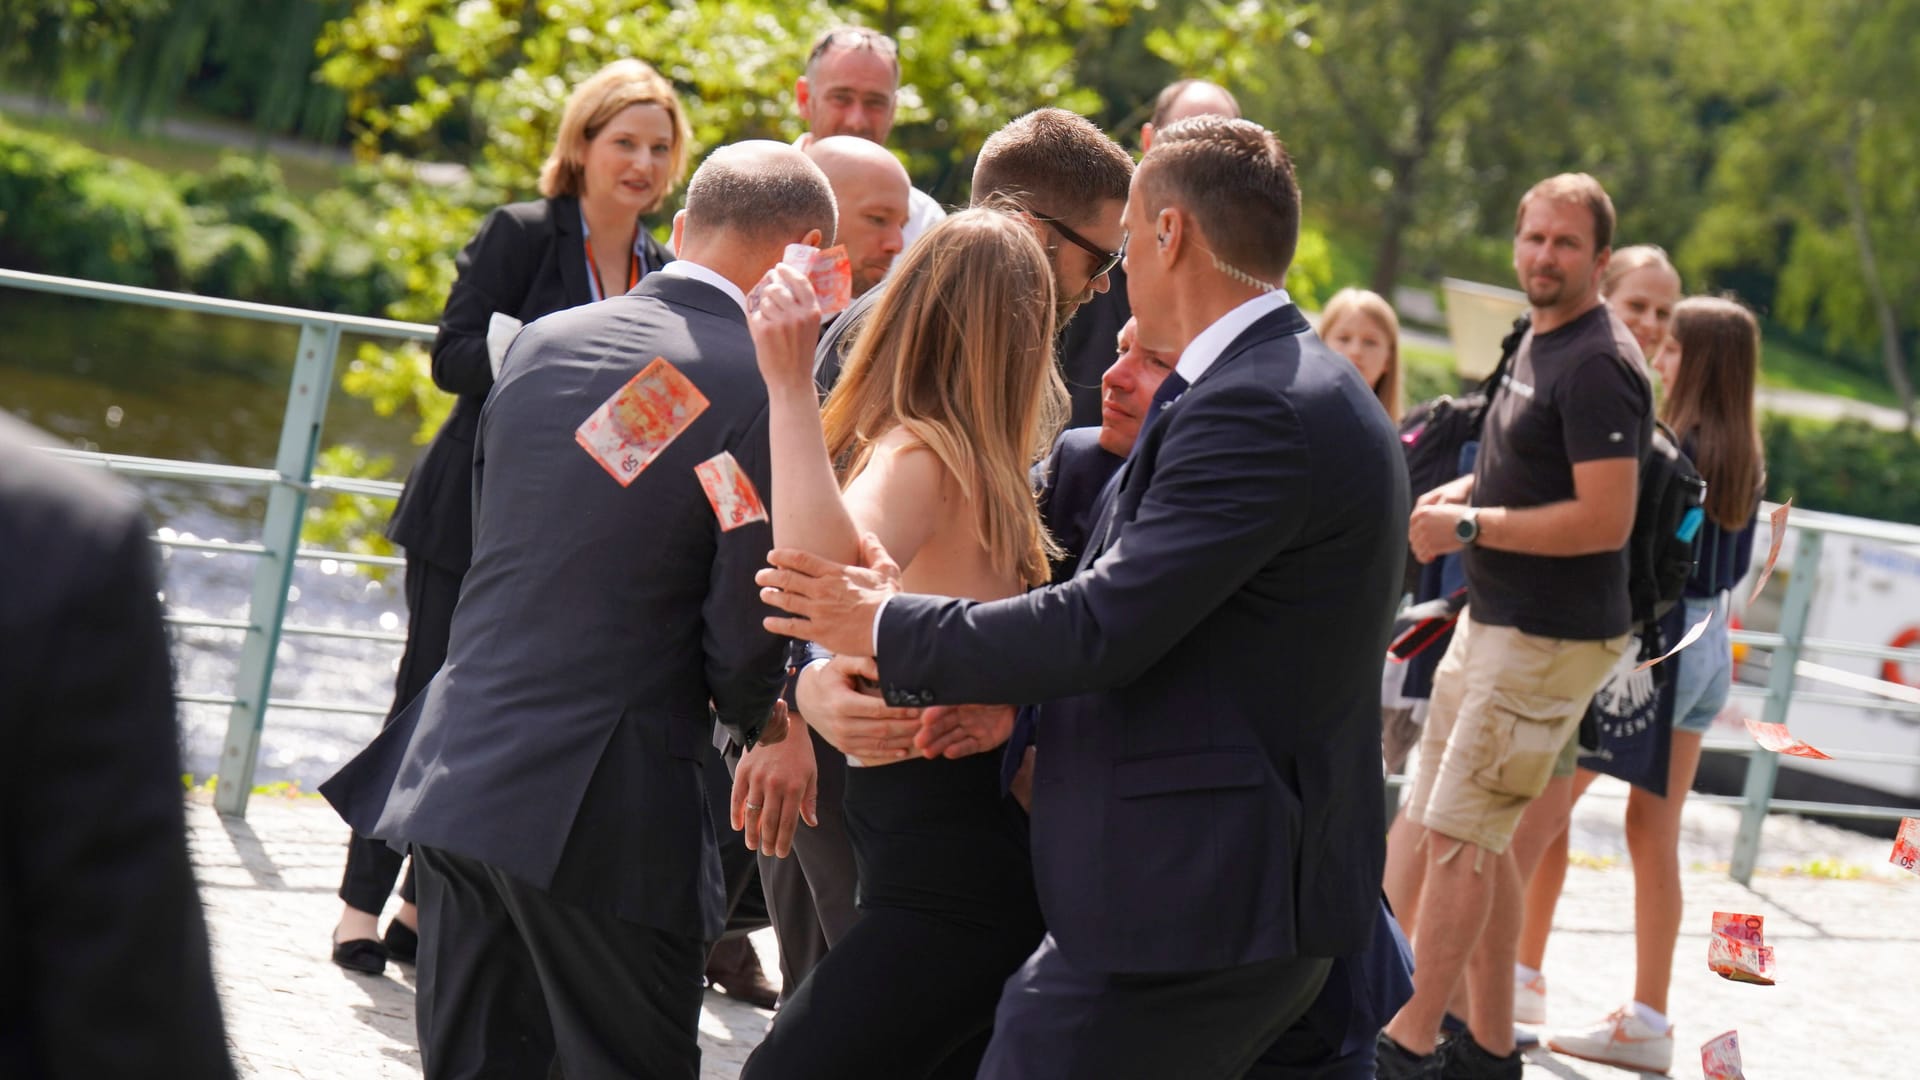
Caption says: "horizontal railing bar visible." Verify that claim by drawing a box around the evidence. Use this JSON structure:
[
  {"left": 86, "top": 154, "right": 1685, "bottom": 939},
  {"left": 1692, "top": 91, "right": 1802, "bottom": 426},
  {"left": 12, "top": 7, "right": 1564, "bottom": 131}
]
[
  {"left": 1729, "top": 630, "right": 1920, "bottom": 667},
  {"left": 165, "top": 615, "right": 252, "bottom": 632},
  {"left": 282, "top": 623, "right": 407, "bottom": 644},
  {"left": 46, "top": 448, "right": 404, "bottom": 502},
  {"left": 1725, "top": 683, "right": 1920, "bottom": 714},
  {"left": 178, "top": 692, "right": 387, "bottom": 718},
  {"left": 1776, "top": 503, "right": 1920, "bottom": 548},
  {"left": 164, "top": 616, "right": 405, "bottom": 645},
  {"left": 0, "top": 268, "right": 436, "bottom": 340},
  {"left": 312, "top": 475, "right": 405, "bottom": 499},
  {"left": 152, "top": 537, "right": 405, "bottom": 570},
  {"left": 296, "top": 548, "right": 407, "bottom": 569},
  {"left": 159, "top": 537, "right": 270, "bottom": 556}
]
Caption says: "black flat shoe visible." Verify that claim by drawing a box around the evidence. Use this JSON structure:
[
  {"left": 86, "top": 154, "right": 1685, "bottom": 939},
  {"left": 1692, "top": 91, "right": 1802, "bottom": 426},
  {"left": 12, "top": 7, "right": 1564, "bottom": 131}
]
[
  {"left": 332, "top": 936, "right": 388, "bottom": 975},
  {"left": 383, "top": 921, "right": 419, "bottom": 965}
]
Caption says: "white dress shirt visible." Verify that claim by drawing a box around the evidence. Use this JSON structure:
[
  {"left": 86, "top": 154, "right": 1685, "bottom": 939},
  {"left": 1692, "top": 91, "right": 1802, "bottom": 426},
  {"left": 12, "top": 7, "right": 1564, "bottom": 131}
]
[
  {"left": 1173, "top": 287, "right": 1293, "bottom": 386},
  {"left": 655, "top": 259, "right": 749, "bottom": 317}
]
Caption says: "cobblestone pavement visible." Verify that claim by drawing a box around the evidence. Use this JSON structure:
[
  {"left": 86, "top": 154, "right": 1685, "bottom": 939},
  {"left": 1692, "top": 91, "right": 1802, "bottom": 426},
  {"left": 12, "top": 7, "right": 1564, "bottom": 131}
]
[{"left": 191, "top": 781, "right": 1915, "bottom": 1079}]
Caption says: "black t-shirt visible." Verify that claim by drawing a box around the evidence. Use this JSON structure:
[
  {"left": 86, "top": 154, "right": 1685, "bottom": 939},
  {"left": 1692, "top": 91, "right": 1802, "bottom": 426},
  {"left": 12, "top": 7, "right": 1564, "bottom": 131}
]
[{"left": 1465, "top": 303, "right": 1651, "bottom": 639}]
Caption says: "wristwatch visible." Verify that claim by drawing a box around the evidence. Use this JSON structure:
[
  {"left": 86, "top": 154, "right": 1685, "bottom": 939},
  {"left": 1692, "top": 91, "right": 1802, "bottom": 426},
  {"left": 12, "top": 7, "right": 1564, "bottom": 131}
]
[{"left": 1454, "top": 507, "right": 1481, "bottom": 546}]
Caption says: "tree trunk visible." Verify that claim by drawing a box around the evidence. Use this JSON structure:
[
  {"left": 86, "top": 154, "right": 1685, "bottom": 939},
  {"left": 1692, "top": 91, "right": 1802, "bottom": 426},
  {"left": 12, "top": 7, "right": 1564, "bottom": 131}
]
[
  {"left": 1369, "top": 168, "right": 1417, "bottom": 298},
  {"left": 1840, "top": 106, "right": 1915, "bottom": 427}
]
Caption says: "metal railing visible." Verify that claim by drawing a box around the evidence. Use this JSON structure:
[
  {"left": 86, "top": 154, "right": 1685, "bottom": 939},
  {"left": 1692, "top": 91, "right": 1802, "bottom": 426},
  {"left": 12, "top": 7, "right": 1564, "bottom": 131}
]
[
  {"left": 3, "top": 267, "right": 430, "bottom": 817},
  {"left": 11, "top": 269, "right": 1920, "bottom": 866}
]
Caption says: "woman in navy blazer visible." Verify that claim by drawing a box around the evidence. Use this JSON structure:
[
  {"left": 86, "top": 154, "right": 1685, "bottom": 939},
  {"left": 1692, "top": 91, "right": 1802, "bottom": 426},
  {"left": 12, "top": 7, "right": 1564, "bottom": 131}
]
[{"left": 329, "top": 58, "right": 688, "bottom": 974}]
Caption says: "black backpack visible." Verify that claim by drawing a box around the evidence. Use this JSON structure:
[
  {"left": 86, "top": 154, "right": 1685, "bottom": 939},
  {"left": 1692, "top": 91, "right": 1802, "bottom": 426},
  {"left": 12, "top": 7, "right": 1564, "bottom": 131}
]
[
  {"left": 1630, "top": 419, "right": 1707, "bottom": 649},
  {"left": 1396, "top": 315, "right": 1531, "bottom": 505}
]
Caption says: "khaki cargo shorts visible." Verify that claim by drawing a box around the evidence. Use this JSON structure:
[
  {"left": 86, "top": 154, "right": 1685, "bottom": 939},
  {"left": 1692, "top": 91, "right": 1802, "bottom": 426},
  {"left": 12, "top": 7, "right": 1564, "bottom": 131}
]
[{"left": 1404, "top": 611, "right": 1629, "bottom": 855}]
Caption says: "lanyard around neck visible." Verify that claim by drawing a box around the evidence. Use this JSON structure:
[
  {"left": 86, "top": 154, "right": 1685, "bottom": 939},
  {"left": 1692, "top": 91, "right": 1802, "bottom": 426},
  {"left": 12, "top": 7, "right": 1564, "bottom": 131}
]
[{"left": 580, "top": 209, "right": 648, "bottom": 302}]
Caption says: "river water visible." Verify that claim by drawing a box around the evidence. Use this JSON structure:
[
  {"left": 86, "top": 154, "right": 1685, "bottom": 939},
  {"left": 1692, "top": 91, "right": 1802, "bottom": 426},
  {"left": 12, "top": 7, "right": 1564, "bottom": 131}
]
[{"left": 1, "top": 287, "right": 426, "bottom": 790}]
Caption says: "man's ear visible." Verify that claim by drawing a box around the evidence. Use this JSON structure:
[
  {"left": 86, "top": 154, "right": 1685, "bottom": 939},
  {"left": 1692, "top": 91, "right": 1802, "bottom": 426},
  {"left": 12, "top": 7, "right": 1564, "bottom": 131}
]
[
  {"left": 670, "top": 210, "right": 688, "bottom": 257},
  {"left": 795, "top": 76, "right": 812, "bottom": 113},
  {"left": 800, "top": 227, "right": 825, "bottom": 249},
  {"left": 1139, "top": 121, "right": 1155, "bottom": 154},
  {"left": 1156, "top": 207, "right": 1185, "bottom": 264}
]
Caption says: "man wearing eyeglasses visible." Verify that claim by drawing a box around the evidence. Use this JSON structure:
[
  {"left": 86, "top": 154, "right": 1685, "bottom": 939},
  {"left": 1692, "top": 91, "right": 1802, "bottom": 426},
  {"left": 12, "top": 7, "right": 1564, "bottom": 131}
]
[{"left": 792, "top": 26, "right": 945, "bottom": 253}]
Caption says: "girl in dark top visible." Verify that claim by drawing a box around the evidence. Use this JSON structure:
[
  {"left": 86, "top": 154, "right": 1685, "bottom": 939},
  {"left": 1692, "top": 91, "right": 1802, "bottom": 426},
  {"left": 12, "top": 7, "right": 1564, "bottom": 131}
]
[
  {"left": 1543, "top": 297, "right": 1765, "bottom": 1075},
  {"left": 739, "top": 210, "right": 1064, "bottom": 1079},
  {"left": 329, "top": 58, "right": 687, "bottom": 975}
]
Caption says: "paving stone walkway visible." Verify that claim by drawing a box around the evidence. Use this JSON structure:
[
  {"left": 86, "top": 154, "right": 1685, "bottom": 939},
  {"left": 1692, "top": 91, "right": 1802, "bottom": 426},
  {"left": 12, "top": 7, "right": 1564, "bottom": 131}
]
[{"left": 191, "top": 779, "right": 1916, "bottom": 1078}]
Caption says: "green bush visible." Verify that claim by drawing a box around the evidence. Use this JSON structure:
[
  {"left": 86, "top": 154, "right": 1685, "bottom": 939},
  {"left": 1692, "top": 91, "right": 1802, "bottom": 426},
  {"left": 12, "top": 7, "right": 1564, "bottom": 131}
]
[
  {"left": 0, "top": 122, "right": 191, "bottom": 287},
  {"left": 0, "top": 120, "right": 405, "bottom": 315},
  {"left": 1761, "top": 415, "right": 1920, "bottom": 525}
]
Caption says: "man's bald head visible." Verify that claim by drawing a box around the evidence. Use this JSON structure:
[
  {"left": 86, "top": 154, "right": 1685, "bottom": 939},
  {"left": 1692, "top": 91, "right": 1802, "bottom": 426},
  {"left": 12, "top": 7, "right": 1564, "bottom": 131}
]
[
  {"left": 674, "top": 141, "right": 837, "bottom": 293},
  {"left": 1142, "top": 79, "right": 1241, "bottom": 152},
  {"left": 803, "top": 137, "right": 912, "bottom": 295},
  {"left": 683, "top": 140, "right": 838, "bottom": 245}
]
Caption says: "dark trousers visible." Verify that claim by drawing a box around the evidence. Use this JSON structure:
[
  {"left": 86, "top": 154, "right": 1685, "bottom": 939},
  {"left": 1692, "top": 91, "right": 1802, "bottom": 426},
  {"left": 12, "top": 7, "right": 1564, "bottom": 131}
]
[
  {"left": 976, "top": 934, "right": 1333, "bottom": 1080},
  {"left": 412, "top": 845, "right": 705, "bottom": 1080},
  {"left": 724, "top": 729, "right": 861, "bottom": 994},
  {"left": 338, "top": 552, "right": 459, "bottom": 913}
]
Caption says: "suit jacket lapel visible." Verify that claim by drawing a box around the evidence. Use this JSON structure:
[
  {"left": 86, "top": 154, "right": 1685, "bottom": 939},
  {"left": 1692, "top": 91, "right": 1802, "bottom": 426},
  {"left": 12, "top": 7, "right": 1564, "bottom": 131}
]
[{"left": 553, "top": 195, "right": 594, "bottom": 307}]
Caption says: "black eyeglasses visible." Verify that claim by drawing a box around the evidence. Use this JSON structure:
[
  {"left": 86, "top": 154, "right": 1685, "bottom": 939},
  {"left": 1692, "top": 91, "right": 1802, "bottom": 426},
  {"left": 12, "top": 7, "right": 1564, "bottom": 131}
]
[{"left": 1035, "top": 215, "right": 1124, "bottom": 280}]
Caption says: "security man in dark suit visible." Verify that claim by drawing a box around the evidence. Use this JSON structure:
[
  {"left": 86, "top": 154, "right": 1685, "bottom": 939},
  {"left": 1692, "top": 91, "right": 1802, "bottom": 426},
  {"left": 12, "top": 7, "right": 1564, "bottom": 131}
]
[
  {"left": 759, "top": 117, "right": 1410, "bottom": 1078},
  {"left": 321, "top": 141, "right": 837, "bottom": 1080},
  {"left": 0, "top": 413, "right": 236, "bottom": 1080}
]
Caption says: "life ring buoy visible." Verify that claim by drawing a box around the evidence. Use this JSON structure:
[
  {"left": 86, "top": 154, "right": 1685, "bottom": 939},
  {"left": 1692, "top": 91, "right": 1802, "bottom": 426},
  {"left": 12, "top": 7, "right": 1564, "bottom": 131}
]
[
  {"left": 1730, "top": 614, "right": 1746, "bottom": 665},
  {"left": 1884, "top": 626, "right": 1920, "bottom": 688}
]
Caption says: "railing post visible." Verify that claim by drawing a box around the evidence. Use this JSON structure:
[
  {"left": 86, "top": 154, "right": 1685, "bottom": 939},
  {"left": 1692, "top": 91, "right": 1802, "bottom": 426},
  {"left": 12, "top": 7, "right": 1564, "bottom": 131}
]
[
  {"left": 1730, "top": 528, "right": 1823, "bottom": 883},
  {"left": 215, "top": 322, "right": 340, "bottom": 816}
]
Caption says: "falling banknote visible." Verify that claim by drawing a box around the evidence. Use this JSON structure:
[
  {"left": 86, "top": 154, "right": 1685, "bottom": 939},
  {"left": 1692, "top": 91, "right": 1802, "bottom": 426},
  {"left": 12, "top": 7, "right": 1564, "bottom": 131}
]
[
  {"left": 1708, "top": 911, "right": 1775, "bottom": 985},
  {"left": 1744, "top": 717, "right": 1833, "bottom": 760},
  {"left": 1893, "top": 817, "right": 1920, "bottom": 877},
  {"left": 694, "top": 450, "right": 768, "bottom": 532},
  {"left": 575, "top": 357, "right": 710, "bottom": 486},
  {"left": 1701, "top": 1030, "right": 1745, "bottom": 1080}
]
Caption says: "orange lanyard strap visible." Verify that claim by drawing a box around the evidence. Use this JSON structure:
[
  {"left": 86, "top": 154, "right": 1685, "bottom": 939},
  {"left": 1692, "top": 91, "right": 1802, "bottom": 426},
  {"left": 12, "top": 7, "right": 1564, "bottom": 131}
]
[{"left": 581, "top": 213, "right": 646, "bottom": 302}]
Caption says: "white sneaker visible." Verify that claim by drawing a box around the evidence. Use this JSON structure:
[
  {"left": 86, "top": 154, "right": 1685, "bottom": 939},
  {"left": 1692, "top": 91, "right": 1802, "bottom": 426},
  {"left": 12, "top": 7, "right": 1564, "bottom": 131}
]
[
  {"left": 1548, "top": 1006, "right": 1675, "bottom": 1075},
  {"left": 1513, "top": 968, "right": 1547, "bottom": 1025}
]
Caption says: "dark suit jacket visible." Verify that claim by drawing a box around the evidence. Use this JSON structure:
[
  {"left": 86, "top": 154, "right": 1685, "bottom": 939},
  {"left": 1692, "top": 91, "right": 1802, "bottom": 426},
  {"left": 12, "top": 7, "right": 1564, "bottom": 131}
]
[
  {"left": 387, "top": 195, "right": 673, "bottom": 572},
  {"left": 1033, "top": 427, "right": 1123, "bottom": 586},
  {"left": 877, "top": 303, "right": 1410, "bottom": 973},
  {"left": 0, "top": 415, "right": 235, "bottom": 1079},
  {"left": 322, "top": 273, "right": 786, "bottom": 942}
]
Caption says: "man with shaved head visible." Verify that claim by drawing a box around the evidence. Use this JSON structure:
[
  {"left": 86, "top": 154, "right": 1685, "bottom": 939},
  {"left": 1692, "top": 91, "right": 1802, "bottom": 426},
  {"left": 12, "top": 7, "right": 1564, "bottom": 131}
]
[
  {"left": 323, "top": 141, "right": 835, "bottom": 1080},
  {"left": 803, "top": 135, "right": 910, "bottom": 298}
]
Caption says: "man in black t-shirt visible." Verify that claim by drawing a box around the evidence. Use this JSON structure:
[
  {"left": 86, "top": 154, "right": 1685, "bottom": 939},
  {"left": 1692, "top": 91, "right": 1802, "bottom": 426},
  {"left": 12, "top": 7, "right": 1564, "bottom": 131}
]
[{"left": 1378, "top": 174, "right": 1650, "bottom": 1080}]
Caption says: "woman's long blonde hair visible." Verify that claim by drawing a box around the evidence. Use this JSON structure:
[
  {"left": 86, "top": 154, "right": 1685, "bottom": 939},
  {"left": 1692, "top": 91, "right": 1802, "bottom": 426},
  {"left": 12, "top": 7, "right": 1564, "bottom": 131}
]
[{"left": 823, "top": 209, "right": 1067, "bottom": 586}]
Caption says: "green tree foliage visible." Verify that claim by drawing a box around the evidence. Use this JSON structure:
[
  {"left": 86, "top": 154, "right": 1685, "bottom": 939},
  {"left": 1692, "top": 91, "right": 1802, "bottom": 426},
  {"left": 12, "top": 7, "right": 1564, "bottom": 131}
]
[
  {"left": 1, "top": 1, "right": 350, "bottom": 138},
  {"left": 1675, "top": 0, "right": 1920, "bottom": 424}
]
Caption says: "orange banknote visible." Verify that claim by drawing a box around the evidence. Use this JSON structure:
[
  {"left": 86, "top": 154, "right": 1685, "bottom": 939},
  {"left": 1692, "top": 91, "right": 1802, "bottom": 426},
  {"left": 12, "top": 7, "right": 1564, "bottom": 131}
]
[
  {"left": 1893, "top": 817, "right": 1919, "bottom": 876},
  {"left": 694, "top": 450, "right": 768, "bottom": 532},
  {"left": 575, "top": 357, "right": 710, "bottom": 486},
  {"left": 1744, "top": 717, "right": 1833, "bottom": 760},
  {"left": 1701, "top": 1030, "right": 1744, "bottom": 1079},
  {"left": 1708, "top": 911, "right": 1775, "bottom": 985}
]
